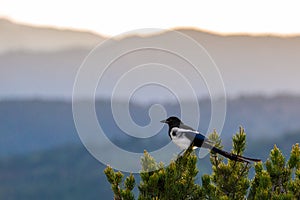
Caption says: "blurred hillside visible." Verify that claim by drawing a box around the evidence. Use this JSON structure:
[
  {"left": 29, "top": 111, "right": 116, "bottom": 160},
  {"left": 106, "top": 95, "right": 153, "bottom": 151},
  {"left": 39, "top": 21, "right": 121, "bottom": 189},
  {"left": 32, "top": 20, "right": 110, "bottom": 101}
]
[
  {"left": 0, "top": 96, "right": 299, "bottom": 157},
  {"left": 0, "top": 18, "right": 300, "bottom": 99}
]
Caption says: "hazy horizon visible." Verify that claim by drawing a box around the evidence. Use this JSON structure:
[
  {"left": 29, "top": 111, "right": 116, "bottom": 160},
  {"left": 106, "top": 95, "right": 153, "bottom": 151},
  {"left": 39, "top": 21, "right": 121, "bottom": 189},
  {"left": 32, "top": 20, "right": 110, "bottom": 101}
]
[
  {"left": 1, "top": 18, "right": 300, "bottom": 100},
  {"left": 2, "top": 17, "right": 300, "bottom": 40}
]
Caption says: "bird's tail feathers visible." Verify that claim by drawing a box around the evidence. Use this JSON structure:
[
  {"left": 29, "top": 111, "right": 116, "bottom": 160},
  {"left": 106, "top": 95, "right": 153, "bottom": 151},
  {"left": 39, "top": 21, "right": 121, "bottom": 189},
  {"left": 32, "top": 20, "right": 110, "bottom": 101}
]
[{"left": 211, "top": 147, "right": 261, "bottom": 163}]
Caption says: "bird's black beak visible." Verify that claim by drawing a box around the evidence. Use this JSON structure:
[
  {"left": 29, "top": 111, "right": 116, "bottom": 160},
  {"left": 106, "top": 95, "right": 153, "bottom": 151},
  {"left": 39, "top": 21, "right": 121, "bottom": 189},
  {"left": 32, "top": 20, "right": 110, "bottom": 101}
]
[{"left": 160, "top": 119, "right": 167, "bottom": 123}]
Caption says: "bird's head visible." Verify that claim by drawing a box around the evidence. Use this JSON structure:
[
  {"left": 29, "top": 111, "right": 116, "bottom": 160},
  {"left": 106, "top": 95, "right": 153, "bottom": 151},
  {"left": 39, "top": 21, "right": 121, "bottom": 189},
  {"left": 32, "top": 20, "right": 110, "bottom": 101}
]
[{"left": 160, "top": 116, "right": 182, "bottom": 128}]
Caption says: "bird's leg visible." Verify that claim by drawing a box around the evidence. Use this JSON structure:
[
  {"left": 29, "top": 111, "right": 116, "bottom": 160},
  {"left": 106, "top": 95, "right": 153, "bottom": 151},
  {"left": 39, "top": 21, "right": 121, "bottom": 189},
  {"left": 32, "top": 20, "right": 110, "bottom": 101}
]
[
  {"left": 177, "top": 149, "right": 186, "bottom": 157},
  {"left": 177, "top": 145, "right": 194, "bottom": 159},
  {"left": 177, "top": 146, "right": 192, "bottom": 158}
]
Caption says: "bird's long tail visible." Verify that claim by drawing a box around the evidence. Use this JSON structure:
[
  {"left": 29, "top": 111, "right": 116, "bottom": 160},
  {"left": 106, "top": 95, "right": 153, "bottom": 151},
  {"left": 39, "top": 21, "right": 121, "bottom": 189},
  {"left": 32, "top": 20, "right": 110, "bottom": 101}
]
[{"left": 211, "top": 146, "right": 261, "bottom": 163}]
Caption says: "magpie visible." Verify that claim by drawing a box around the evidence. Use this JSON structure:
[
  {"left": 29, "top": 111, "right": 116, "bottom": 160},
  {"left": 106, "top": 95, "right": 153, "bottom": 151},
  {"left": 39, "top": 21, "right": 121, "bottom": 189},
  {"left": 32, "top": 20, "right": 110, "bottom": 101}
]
[{"left": 161, "top": 116, "right": 261, "bottom": 163}]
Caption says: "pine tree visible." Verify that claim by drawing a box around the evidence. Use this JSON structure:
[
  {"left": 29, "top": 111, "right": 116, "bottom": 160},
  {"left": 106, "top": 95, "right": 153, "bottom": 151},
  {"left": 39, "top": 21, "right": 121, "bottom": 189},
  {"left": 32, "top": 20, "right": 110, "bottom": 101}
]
[
  {"left": 104, "top": 166, "right": 135, "bottom": 200},
  {"left": 104, "top": 128, "right": 300, "bottom": 200},
  {"left": 202, "top": 127, "right": 251, "bottom": 199},
  {"left": 138, "top": 148, "right": 201, "bottom": 200}
]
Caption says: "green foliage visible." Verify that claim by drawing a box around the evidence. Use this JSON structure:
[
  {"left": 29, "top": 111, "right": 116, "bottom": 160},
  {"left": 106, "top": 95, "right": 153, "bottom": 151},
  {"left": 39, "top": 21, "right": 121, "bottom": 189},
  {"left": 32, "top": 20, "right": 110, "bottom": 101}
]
[
  {"left": 204, "top": 127, "right": 251, "bottom": 199},
  {"left": 249, "top": 144, "right": 300, "bottom": 200},
  {"left": 138, "top": 147, "right": 201, "bottom": 200},
  {"left": 104, "top": 166, "right": 135, "bottom": 200},
  {"left": 104, "top": 128, "right": 300, "bottom": 200}
]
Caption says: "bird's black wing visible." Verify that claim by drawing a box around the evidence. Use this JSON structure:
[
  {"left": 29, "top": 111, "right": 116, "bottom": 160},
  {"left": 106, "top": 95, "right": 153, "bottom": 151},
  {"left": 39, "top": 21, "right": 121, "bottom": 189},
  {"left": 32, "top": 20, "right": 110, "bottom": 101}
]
[
  {"left": 176, "top": 127, "right": 214, "bottom": 149},
  {"left": 179, "top": 123, "right": 196, "bottom": 131},
  {"left": 176, "top": 124, "right": 261, "bottom": 162}
]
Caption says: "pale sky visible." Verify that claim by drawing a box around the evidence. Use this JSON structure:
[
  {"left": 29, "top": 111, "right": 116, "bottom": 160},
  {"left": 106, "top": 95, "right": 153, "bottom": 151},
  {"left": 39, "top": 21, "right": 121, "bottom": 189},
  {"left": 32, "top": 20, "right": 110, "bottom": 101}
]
[{"left": 0, "top": 0, "right": 300, "bottom": 36}]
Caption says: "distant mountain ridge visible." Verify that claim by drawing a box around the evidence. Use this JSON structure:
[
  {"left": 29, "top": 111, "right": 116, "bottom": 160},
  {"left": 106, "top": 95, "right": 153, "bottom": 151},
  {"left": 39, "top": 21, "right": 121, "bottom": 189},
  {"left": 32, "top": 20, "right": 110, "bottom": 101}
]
[
  {"left": 1, "top": 18, "right": 300, "bottom": 98},
  {"left": 2, "top": 18, "right": 300, "bottom": 54},
  {"left": 0, "top": 18, "right": 105, "bottom": 54}
]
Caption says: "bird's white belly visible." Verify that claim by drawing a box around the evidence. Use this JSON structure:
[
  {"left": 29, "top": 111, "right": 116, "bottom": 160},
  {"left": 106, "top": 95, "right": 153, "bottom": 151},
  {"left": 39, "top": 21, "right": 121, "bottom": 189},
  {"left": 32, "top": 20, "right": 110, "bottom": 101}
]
[{"left": 172, "top": 136, "right": 192, "bottom": 150}]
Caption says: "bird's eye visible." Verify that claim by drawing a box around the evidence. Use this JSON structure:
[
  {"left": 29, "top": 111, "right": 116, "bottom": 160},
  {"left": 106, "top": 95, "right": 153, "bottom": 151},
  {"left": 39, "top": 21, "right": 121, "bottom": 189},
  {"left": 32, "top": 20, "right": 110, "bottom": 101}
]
[{"left": 172, "top": 131, "right": 176, "bottom": 136}]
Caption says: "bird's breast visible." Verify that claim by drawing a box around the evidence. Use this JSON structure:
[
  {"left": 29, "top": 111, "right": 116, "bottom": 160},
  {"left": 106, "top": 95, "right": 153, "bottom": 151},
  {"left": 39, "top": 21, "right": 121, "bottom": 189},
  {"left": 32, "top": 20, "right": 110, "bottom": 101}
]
[{"left": 170, "top": 128, "right": 193, "bottom": 150}]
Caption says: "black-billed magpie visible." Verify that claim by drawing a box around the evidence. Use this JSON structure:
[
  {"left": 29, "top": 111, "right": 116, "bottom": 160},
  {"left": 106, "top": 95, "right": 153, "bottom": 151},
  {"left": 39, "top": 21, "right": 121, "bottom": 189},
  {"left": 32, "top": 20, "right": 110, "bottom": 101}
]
[{"left": 161, "top": 116, "right": 261, "bottom": 163}]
